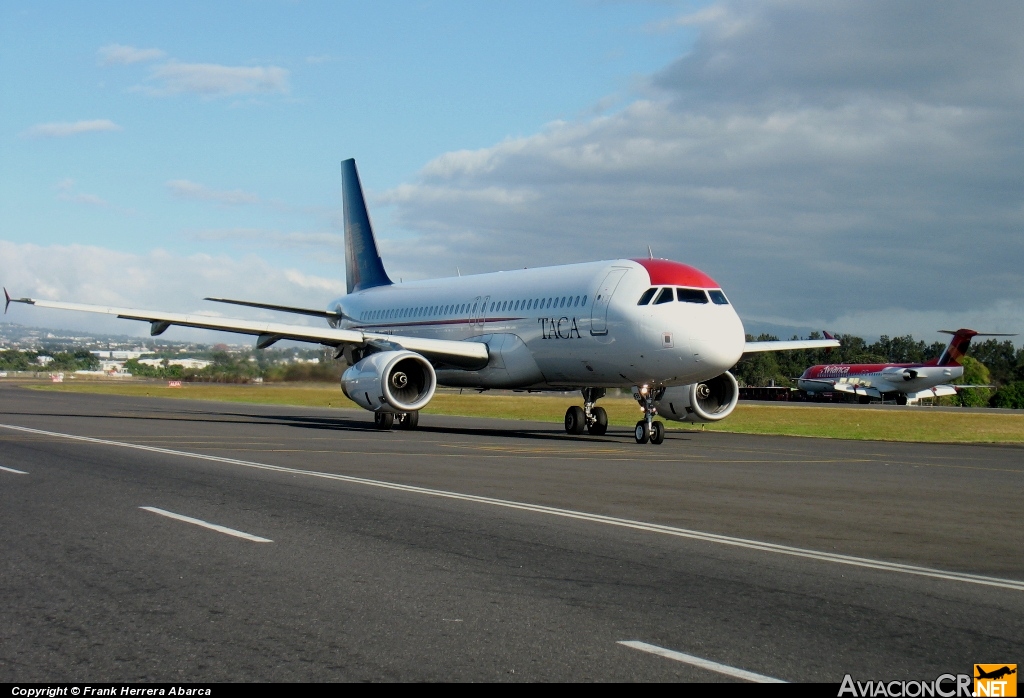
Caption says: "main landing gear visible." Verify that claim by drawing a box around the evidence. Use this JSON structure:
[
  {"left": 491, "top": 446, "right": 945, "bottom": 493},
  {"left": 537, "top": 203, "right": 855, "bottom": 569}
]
[
  {"left": 373, "top": 411, "right": 420, "bottom": 430},
  {"left": 633, "top": 384, "right": 666, "bottom": 445},
  {"left": 564, "top": 387, "right": 608, "bottom": 436}
]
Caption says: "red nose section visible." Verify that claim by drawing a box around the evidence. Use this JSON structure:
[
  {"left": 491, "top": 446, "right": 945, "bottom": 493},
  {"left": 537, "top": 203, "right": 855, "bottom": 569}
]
[{"left": 632, "top": 258, "right": 719, "bottom": 289}]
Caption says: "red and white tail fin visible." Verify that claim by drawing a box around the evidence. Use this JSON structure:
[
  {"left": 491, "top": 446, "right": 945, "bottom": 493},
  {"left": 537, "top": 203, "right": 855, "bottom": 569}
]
[{"left": 931, "top": 329, "right": 1017, "bottom": 366}]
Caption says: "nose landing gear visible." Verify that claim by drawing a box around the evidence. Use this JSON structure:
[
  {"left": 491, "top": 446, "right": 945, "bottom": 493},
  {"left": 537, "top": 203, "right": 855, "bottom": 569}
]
[
  {"left": 563, "top": 388, "right": 608, "bottom": 436},
  {"left": 633, "top": 384, "right": 666, "bottom": 445}
]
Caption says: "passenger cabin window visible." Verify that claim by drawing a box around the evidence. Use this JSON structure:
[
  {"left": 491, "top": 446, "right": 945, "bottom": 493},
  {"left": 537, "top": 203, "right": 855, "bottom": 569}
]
[
  {"left": 637, "top": 288, "right": 656, "bottom": 305},
  {"left": 653, "top": 288, "right": 674, "bottom": 305},
  {"left": 709, "top": 290, "right": 730, "bottom": 305},
  {"left": 677, "top": 288, "right": 709, "bottom": 304}
]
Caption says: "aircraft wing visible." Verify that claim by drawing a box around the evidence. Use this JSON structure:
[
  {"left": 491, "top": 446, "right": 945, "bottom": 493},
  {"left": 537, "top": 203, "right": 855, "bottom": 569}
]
[
  {"left": 204, "top": 297, "right": 341, "bottom": 319},
  {"left": 743, "top": 338, "right": 840, "bottom": 353},
  {"left": 829, "top": 383, "right": 883, "bottom": 399},
  {"left": 795, "top": 377, "right": 837, "bottom": 387},
  {"left": 4, "top": 293, "right": 489, "bottom": 369}
]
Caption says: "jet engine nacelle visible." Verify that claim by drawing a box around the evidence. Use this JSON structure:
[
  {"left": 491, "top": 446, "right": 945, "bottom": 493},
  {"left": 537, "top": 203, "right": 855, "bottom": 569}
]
[
  {"left": 882, "top": 367, "right": 917, "bottom": 382},
  {"left": 341, "top": 350, "right": 436, "bottom": 413},
  {"left": 654, "top": 371, "right": 739, "bottom": 423}
]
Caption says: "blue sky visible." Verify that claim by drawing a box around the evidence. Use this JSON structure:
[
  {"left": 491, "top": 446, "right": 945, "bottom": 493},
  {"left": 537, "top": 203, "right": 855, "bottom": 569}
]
[
  {"left": 2, "top": 1, "right": 1022, "bottom": 344},
  {"left": 2, "top": 1, "right": 690, "bottom": 261}
]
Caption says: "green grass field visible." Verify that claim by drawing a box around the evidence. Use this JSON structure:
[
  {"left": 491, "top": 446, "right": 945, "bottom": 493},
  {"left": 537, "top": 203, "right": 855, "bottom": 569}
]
[{"left": 20, "top": 380, "right": 1024, "bottom": 444}]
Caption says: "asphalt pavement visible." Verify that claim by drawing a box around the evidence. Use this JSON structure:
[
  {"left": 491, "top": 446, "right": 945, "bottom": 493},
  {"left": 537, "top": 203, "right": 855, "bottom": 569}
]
[{"left": 1, "top": 383, "right": 1021, "bottom": 682}]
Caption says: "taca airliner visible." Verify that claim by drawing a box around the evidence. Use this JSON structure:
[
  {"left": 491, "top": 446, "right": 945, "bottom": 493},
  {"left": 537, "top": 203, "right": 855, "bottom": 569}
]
[
  {"left": 796, "top": 329, "right": 1014, "bottom": 404},
  {"left": 6, "top": 159, "right": 838, "bottom": 444}
]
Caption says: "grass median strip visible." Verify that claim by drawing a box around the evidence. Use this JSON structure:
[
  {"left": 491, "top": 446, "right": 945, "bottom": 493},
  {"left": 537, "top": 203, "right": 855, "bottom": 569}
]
[{"left": 25, "top": 381, "right": 1024, "bottom": 443}]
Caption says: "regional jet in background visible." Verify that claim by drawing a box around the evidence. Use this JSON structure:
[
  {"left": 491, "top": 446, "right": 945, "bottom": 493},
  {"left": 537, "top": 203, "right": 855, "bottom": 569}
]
[
  {"left": 5, "top": 159, "right": 838, "bottom": 445},
  {"left": 796, "top": 329, "right": 1015, "bottom": 405}
]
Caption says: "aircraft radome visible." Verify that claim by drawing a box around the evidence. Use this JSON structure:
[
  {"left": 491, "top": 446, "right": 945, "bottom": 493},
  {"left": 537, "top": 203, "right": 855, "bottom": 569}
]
[{"left": 5, "top": 159, "right": 839, "bottom": 445}]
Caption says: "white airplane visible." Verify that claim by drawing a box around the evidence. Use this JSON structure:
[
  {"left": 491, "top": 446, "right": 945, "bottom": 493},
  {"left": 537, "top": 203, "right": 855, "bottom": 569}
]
[{"left": 5, "top": 159, "right": 838, "bottom": 444}]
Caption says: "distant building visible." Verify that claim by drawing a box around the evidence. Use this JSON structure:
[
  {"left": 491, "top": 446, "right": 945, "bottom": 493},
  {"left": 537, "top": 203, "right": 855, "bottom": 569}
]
[
  {"left": 91, "top": 350, "right": 149, "bottom": 360},
  {"left": 136, "top": 358, "right": 212, "bottom": 369}
]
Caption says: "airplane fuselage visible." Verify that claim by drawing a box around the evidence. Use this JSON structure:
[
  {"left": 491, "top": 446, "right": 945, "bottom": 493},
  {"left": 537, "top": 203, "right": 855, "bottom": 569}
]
[
  {"left": 797, "top": 362, "right": 963, "bottom": 395},
  {"left": 330, "top": 258, "right": 746, "bottom": 390}
]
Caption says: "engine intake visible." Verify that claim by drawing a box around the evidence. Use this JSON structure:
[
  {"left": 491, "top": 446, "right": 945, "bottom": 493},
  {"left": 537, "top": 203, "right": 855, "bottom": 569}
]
[
  {"left": 654, "top": 371, "right": 739, "bottom": 423},
  {"left": 341, "top": 350, "right": 437, "bottom": 413}
]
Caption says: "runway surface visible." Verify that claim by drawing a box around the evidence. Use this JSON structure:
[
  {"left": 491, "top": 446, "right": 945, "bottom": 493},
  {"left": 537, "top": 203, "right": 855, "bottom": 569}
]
[{"left": 1, "top": 383, "right": 1022, "bottom": 682}]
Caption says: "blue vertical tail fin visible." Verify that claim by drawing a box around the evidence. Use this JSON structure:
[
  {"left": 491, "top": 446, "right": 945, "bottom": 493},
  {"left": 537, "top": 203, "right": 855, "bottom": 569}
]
[{"left": 342, "top": 159, "right": 393, "bottom": 294}]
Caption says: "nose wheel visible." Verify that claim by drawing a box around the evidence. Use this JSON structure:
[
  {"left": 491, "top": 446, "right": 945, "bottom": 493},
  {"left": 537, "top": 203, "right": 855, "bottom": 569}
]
[{"left": 633, "top": 384, "right": 666, "bottom": 445}]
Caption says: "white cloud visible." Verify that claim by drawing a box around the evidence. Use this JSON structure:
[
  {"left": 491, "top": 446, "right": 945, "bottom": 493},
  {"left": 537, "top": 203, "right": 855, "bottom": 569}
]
[
  {"left": 60, "top": 192, "right": 110, "bottom": 208},
  {"left": 377, "top": 1, "right": 1024, "bottom": 339},
  {"left": 22, "top": 120, "right": 122, "bottom": 139},
  {"left": 147, "top": 62, "right": 290, "bottom": 97},
  {"left": 0, "top": 241, "right": 344, "bottom": 340},
  {"left": 190, "top": 228, "right": 344, "bottom": 249},
  {"left": 647, "top": 4, "right": 753, "bottom": 38},
  {"left": 167, "top": 180, "right": 260, "bottom": 206},
  {"left": 55, "top": 179, "right": 112, "bottom": 209},
  {"left": 97, "top": 44, "right": 166, "bottom": 65}
]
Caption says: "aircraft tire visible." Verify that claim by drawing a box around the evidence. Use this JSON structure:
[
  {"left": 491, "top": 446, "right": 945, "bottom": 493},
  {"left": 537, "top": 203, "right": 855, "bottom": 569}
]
[
  {"left": 858, "top": 396, "right": 870, "bottom": 405},
  {"left": 588, "top": 407, "right": 608, "bottom": 436},
  {"left": 564, "top": 406, "right": 586, "bottom": 435},
  {"left": 399, "top": 411, "right": 419, "bottom": 429},
  {"left": 650, "top": 420, "right": 665, "bottom": 445},
  {"left": 373, "top": 412, "right": 395, "bottom": 430},
  {"left": 634, "top": 420, "right": 650, "bottom": 444},
  {"left": 896, "top": 395, "right": 908, "bottom": 406}
]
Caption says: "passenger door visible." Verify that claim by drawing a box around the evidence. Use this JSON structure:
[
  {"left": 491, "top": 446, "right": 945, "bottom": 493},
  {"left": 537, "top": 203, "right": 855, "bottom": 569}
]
[{"left": 590, "top": 268, "right": 629, "bottom": 335}]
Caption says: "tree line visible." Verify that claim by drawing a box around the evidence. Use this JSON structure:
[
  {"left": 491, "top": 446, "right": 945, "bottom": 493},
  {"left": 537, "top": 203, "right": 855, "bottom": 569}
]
[
  {"left": 123, "top": 350, "right": 343, "bottom": 383},
  {"left": 0, "top": 347, "right": 343, "bottom": 383},
  {"left": 4, "top": 336, "right": 1023, "bottom": 408},
  {"left": 732, "top": 333, "right": 1024, "bottom": 408},
  {"left": 0, "top": 349, "right": 100, "bottom": 372}
]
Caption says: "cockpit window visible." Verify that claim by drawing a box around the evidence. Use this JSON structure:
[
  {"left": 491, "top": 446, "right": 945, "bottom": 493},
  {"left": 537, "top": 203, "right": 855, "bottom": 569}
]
[
  {"left": 708, "top": 290, "right": 729, "bottom": 305},
  {"left": 637, "top": 288, "right": 656, "bottom": 305},
  {"left": 653, "top": 287, "right": 674, "bottom": 305},
  {"left": 677, "top": 288, "right": 709, "bottom": 304}
]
